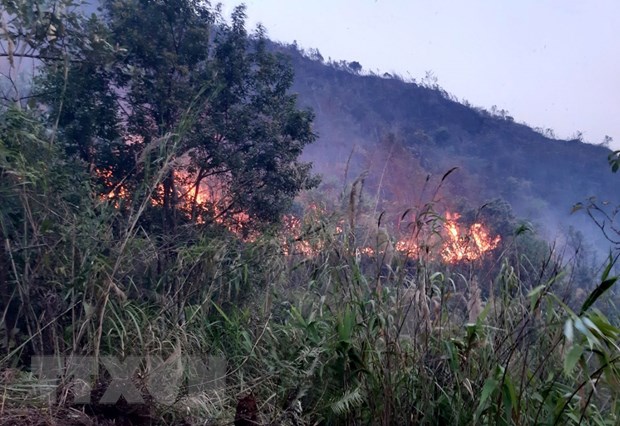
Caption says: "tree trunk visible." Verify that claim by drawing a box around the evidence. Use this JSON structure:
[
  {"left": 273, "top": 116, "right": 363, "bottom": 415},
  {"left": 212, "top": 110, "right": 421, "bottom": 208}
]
[{"left": 162, "top": 170, "right": 178, "bottom": 232}]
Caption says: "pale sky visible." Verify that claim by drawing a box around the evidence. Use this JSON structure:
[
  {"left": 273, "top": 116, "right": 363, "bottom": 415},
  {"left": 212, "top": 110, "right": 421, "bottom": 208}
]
[{"left": 220, "top": 0, "right": 620, "bottom": 150}]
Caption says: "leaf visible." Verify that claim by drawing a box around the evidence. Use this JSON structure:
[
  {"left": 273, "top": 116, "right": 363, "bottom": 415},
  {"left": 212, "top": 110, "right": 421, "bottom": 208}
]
[
  {"left": 463, "top": 377, "right": 474, "bottom": 398},
  {"left": 588, "top": 311, "right": 620, "bottom": 340},
  {"left": 441, "top": 166, "right": 459, "bottom": 182},
  {"left": 377, "top": 211, "right": 385, "bottom": 227},
  {"left": 476, "top": 300, "right": 492, "bottom": 324},
  {"left": 580, "top": 277, "right": 618, "bottom": 315},
  {"left": 570, "top": 203, "right": 583, "bottom": 214},
  {"left": 479, "top": 377, "right": 498, "bottom": 405},
  {"left": 430, "top": 271, "right": 444, "bottom": 282},
  {"left": 563, "top": 319, "right": 574, "bottom": 343},
  {"left": 83, "top": 301, "right": 95, "bottom": 319},
  {"left": 210, "top": 301, "right": 232, "bottom": 326},
  {"left": 337, "top": 307, "right": 354, "bottom": 345},
  {"left": 514, "top": 222, "right": 533, "bottom": 235},
  {"left": 474, "top": 377, "right": 499, "bottom": 422},
  {"left": 502, "top": 376, "right": 517, "bottom": 419},
  {"left": 582, "top": 316, "right": 601, "bottom": 336},
  {"left": 331, "top": 387, "right": 365, "bottom": 415},
  {"left": 563, "top": 344, "right": 583, "bottom": 375},
  {"left": 574, "top": 317, "right": 600, "bottom": 349},
  {"left": 601, "top": 253, "right": 615, "bottom": 281},
  {"left": 528, "top": 284, "right": 546, "bottom": 310}
]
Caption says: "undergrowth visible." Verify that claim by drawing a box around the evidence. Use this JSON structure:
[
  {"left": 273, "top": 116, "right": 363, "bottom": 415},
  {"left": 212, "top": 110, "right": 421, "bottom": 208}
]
[{"left": 0, "top": 107, "right": 619, "bottom": 425}]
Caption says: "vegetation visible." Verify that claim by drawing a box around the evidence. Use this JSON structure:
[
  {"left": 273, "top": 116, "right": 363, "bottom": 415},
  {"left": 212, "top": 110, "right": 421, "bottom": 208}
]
[
  {"left": 284, "top": 43, "right": 619, "bottom": 245},
  {"left": 4, "top": 0, "right": 318, "bottom": 234},
  {"left": 0, "top": 1, "right": 619, "bottom": 425}
]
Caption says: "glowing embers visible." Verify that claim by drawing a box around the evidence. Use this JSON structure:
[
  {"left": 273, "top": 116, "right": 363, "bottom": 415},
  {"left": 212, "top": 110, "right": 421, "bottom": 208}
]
[
  {"left": 439, "top": 212, "right": 501, "bottom": 263},
  {"left": 175, "top": 170, "right": 252, "bottom": 235},
  {"left": 94, "top": 168, "right": 130, "bottom": 203},
  {"left": 394, "top": 238, "right": 419, "bottom": 255},
  {"left": 280, "top": 214, "right": 316, "bottom": 256},
  {"left": 96, "top": 162, "right": 253, "bottom": 235},
  {"left": 280, "top": 204, "right": 337, "bottom": 256},
  {"left": 383, "top": 211, "right": 501, "bottom": 263}
]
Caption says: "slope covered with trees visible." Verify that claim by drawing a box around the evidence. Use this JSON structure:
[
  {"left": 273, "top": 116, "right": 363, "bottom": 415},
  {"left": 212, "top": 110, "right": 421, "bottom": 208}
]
[{"left": 282, "top": 45, "right": 618, "bottom": 247}]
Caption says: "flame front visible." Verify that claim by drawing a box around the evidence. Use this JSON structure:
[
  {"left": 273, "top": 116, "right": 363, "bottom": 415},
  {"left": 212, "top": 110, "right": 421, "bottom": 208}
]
[
  {"left": 95, "top": 164, "right": 500, "bottom": 263},
  {"left": 280, "top": 210, "right": 500, "bottom": 263},
  {"left": 439, "top": 212, "right": 501, "bottom": 262}
]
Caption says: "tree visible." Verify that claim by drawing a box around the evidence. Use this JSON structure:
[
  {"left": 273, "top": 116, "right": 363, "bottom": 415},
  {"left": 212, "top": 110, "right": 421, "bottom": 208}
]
[
  {"left": 36, "top": 0, "right": 318, "bottom": 232},
  {"left": 572, "top": 150, "right": 620, "bottom": 255},
  {"left": 609, "top": 149, "right": 620, "bottom": 173},
  {"left": 347, "top": 61, "right": 362, "bottom": 74}
]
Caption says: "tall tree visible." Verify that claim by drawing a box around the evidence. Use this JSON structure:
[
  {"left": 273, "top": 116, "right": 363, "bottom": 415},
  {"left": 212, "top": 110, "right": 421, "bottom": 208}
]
[{"left": 37, "top": 0, "right": 318, "bottom": 232}]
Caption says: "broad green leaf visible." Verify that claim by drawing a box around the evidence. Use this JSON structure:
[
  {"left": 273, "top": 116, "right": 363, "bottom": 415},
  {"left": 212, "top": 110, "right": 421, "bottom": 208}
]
[
  {"left": 564, "top": 344, "right": 583, "bottom": 375},
  {"left": 588, "top": 312, "right": 620, "bottom": 340},
  {"left": 574, "top": 317, "right": 600, "bottom": 349},
  {"left": 601, "top": 253, "right": 615, "bottom": 281},
  {"left": 210, "top": 301, "right": 232, "bottom": 325},
  {"left": 480, "top": 377, "right": 498, "bottom": 405},
  {"left": 582, "top": 316, "right": 601, "bottom": 336},
  {"left": 580, "top": 277, "right": 618, "bottom": 315},
  {"left": 502, "top": 375, "right": 517, "bottom": 419},
  {"left": 475, "top": 377, "right": 499, "bottom": 421}
]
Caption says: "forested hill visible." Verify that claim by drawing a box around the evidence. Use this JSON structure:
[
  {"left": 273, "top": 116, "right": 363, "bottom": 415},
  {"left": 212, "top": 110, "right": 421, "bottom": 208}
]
[
  {"left": 278, "top": 44, "right": 617, "bottom": 242},
  {"left": 74, "top": 1, "right": 616, "bottom": 243}
]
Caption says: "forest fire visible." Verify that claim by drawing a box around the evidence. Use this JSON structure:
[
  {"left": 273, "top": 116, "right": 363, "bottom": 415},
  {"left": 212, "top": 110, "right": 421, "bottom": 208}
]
[
  {"left": 95, "top": 166, "right": 253, "bottom": 235},
  {"left": 94, "top": 168, "right": 130, "bottom": 204},
  {"left": 175, "top": 170, "right": 253, "bottom": 236},
  {"left": 95, "top": 166, "right": 500, "bottom": 263},
  {"left": 439, "top": 212, "right": 501, "bottom": 262},
  {"left": 281, "top": 214, "right": 317, "bottom": 256},
  {"left": 279, "top": 209, "right": 500, "bottom": 263},
  {"left": 389, "top": 212, "right": 500, "bottom": 262},
  {"left": 394, "top": 239, "right": 419, "bottom": 255}
]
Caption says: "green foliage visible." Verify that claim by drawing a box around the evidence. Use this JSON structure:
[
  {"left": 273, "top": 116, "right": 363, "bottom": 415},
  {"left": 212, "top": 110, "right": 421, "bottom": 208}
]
[
  {"left": 1, "top": 121, "right": 619, "bottom": 423},
  {"left": 0, "top": 0, "right": 88, "bottom": 62},
  {"left": 33, "top": 0, "right": 318, "bottom": 231},
  {"left": 1, "top": 3, "right": 619, "bottom": 425}
]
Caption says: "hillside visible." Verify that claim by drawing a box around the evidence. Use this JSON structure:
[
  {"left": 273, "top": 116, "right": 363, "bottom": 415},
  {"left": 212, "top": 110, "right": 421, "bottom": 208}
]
[{"left": 280, "top": 45, "right": 617, "bottom": 248}]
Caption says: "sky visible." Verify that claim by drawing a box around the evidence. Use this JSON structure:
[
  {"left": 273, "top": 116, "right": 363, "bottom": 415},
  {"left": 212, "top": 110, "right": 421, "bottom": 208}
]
[{"left": 219, "top": 0, "right": 620, "bottom": 150}]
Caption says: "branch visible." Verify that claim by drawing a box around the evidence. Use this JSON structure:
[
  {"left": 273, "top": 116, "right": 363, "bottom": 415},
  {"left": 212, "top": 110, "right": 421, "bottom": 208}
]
[{"left": 0, "top": 52, "right": 82, "bottom": 63}]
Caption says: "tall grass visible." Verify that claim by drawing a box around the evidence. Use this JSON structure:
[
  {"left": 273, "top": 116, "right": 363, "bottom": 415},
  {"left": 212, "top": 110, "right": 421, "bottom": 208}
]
[{"left": 0, "top": 107, "right": 618, "bottom": 425}]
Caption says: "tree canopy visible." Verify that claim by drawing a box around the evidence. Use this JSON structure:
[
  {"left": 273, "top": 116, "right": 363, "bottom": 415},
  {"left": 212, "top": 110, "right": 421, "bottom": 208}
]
[{"left": 9, "top": 0, "right": 318, "bottom": 233}]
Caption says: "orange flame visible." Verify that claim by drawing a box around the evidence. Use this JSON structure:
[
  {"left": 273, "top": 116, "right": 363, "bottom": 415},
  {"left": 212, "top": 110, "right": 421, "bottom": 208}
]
[
  {"left": 174, "top": 170, "right": 253, "bottom": 236},
  {"left": 439, "top": 212, "right": 501, "bottom": 262},
  {"left": 95, "top": 161, "right": 500, "bottom": 263},
  {"left": 279, "top": 210, "right": 500, "bottom": 263},
  {"left": 395, "top": 239, "right": 419, "bottom": 255},
  {"left": 94, "top": 168, "right": 130, "bottom": 204},
  {"left": 280, "top": 214, "right": 317, "bottom": 256}
]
